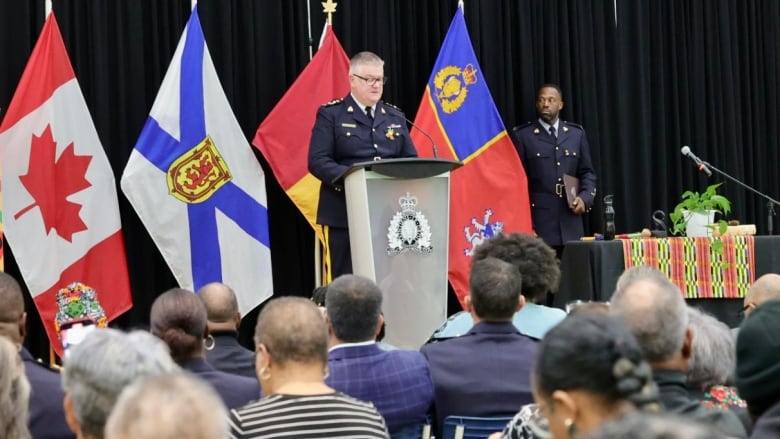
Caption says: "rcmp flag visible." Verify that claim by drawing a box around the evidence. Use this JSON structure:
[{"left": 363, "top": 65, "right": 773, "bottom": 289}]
[
  {"left": 411, "top": 5, "right": 533, "bottom": 306},
  {"left": 0, "top": 14, "right": 132, "bottom": 354},
  {"left": 121, "top": 7, "right": 273, "bottom": 314}
]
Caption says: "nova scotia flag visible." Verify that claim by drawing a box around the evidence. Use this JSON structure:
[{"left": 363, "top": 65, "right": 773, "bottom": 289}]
[{"left": 121, "top": 7, "right": 272, "bottom": 313}]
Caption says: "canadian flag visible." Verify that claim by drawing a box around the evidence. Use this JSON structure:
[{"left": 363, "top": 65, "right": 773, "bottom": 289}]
[{"left": 0, "top": 14, "right": 132, "bottom": 355}]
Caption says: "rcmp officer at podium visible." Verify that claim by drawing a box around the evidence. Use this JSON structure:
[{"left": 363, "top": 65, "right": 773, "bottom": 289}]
[
  {"left": 309, "top": 51, "right": 417, "bottom": 281},
  {"left": 511, "top": 84, "right": 597, "bottom": 257}
]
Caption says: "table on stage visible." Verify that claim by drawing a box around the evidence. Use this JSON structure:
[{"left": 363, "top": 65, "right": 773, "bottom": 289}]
[{"left": 554, "top": 236, "right": 780, "bottom": 327}]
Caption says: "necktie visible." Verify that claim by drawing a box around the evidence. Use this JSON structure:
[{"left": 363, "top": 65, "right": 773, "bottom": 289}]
[
  {"left": 549, "top": 126, "right": 557, "bottom": 139},
  {"left": 366, "top": 106, "right": 373, "bottom": 120}
]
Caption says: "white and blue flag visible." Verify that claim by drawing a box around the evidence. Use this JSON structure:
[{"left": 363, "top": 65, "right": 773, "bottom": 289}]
[{"left": 121, "top": 7, "right": 272, "bottom": 313}]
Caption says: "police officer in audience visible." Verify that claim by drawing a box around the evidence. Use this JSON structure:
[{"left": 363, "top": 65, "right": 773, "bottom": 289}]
[{"left": 308, "top": 51, "right": 417, "bottom": 281}]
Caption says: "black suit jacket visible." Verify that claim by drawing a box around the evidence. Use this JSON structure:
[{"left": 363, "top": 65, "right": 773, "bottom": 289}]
[
  {"left": 180, "top": 357, "right": 261, "bottom": 409},
  {"left": 420, "top": 322, "right": 538, "bottom": 434},
  {"left": 511, "top": 120, "right": 597, "bottom": 246},
  {"left": 22, "top": 347, "right": 75, "bottom": 439},
  {"left": 308, "top": 94, "right": 418, "bottom": 227},
  {"left": 205, "top": 331, "right": 256, "bottom": 378}
]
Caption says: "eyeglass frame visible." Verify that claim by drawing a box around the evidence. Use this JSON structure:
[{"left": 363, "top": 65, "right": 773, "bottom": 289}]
[{"left": 351, "top": 73, "right": 388, "bottom": 86}]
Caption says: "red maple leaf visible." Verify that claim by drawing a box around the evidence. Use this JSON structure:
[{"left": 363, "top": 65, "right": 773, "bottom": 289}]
[{"left": 15, "top": 124, "right": 93, "bottom": 242}]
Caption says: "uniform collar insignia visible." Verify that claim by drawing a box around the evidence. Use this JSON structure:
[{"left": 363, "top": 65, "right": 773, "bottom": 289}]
[
  {"left": 533, "top": 128, "right": 540, "bottom": 134},
  {"left": 347, "top": 105, "right": 354, "bottom": 113},
  {"left": 562, "top": 126, "right": 569, "bottom": 132},
  {"left": 381, "top": 107, "right": 386, "bottom": 114}
]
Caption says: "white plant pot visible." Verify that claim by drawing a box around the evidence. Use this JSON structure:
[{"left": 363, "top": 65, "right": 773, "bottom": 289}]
[{"left": 684, "top": 210, "right": 716, "bottom": 237}]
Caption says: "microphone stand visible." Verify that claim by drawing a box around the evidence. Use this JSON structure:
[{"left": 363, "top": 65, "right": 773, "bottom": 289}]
[{"left": 703, "top": 161, "right": 780, "bottom": 235}]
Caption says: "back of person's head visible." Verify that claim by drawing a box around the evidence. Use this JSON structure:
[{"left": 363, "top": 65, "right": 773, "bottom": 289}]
[
  {"left": 582, "top": 412, "right": 726, "bottom": 439},
  {"left": 62, "top": 328, "right": 178, "bottom": 439},
  {"left": 150, "top": 288, "right": 207, "bottom": 362},
  {"left": 105, "top": 372, "right": 227, "bottom": 439},
  {"left": 0, "top": 272, "right": 25, "bottom": 344},
  {"left": 311, "top": 285, "right": 329, "bottom": 307},
  {"left": 0, "top": 336, "right": 31, "bottom": 439},
  {"left": 735, "top": 299, "right": 780, "bottom": 417},
  {"left": 469, "top": 257, "right": 523, "bottom": 321},
  {"left": 255, "top": 297, "right": 328, "bottom": 367},
  {"left": 325, "top": 275, "right": 382, "bottom": 342},
  {"left": 610, "top": 266, "right": 688, "bottom": 363},
  {"left": 471, "top": 232, "right": 559, "bottom": 303},
  {"left": 686, "top": 307, "right": 735, "bottom": 390},
  {"left": 746, "top": 273, "right": 780, "bottom": 311},
  {"left": 197, "top": 282, "right": 239, "bottom": 324},
  {"left": 535, "top": 313, "right": 658, "bottom": 414}
]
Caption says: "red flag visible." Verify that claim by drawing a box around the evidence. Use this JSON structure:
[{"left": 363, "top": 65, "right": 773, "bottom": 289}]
[
  {"left": 412, "top": 7, "right": 533, "bottom": 307},
  {"left": 253, "top": 25, "right": 350, "bottom": 243},
  {"left": 0, "top": 14, "right": 132, "bottom": 356}
]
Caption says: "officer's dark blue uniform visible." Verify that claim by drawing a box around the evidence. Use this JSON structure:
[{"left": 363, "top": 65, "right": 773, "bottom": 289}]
[
  {"left": 511, "top": 120, "right": 597, "bottom": 248},
  {"left": 21, "top": 347, "right": 75, "bottom": 439},
  {"left": 309, "top": 94, "right": 417, "bottom": 279}
]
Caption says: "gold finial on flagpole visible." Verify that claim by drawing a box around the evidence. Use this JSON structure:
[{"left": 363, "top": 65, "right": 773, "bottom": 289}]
[{"left": 322, "top": 0, "right": 338, "bottom": 25}]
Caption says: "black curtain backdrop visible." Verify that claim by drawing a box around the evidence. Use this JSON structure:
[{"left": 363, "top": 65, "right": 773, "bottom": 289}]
[{"left": 0, "top": 0, "right": 778, "bottom": 359}]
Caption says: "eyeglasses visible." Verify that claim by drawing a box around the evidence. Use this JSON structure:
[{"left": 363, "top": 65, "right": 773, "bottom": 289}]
[
  {"left": 352, "top": 74, "right": 387, "bottom": 86},
  {"left": 738, "top": 302, "right": 756, "bottom": 318}
]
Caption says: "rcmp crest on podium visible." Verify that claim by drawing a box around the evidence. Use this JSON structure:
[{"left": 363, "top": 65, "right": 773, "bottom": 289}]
[{"left": 387, "top": 192, "right": 433, "bottom": 255}]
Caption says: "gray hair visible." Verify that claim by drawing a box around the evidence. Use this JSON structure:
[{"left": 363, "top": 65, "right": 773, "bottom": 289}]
[
  {"left": 105, "top": 372, "right": 227, "bottom": 439},
  {"left": 349, "top": 51, "right": 384, "bottom": 74},
  {"left": 0, "top": 336, "right": 31, "bottom": 439},
  {"left": 62, "top": 328, "right": 179, "bottom": 439},
  {"left": 687, "top": 307, "right": 735, "bottom": 389},
  {"left": 325, "top": 275, "right": 383, "bottom": 342},
  {"left": 611, "top": 266, "right": 689, "bottom": 362}
]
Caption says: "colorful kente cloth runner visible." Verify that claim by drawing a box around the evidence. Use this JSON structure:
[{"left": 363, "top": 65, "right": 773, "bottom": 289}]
[{"left": 622, "top": 236, "right": 755, "bottom": 298}]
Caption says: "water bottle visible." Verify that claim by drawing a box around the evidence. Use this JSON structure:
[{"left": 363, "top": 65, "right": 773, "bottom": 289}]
[{"left": 603, "top": 195, "right": 615, "bottom": 240}]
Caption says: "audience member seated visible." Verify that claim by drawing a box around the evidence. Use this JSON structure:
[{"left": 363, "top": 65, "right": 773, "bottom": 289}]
[
  {"left": 61, "top": 328, "right": 178, "bottom": 439},
  {"left": 742, "top": 273, "right": 780, "bottom": 319},
  {"left": 198, "top": 282, "right": 256, "bottom": 378},
  {"left": 105, "top": 372, "right": 228, "bottom": 439},
  {"left": 228, "top": 297, "right": 389, "bottom": 438},
  {"left": 431, "top": 233, "right": 564, "bottom": 340},
  {"left": 325, "top": 274, "right": 434, "bottom": 437},
  {"left": 0, "top": 272, "right": 74, "bottom": 439},
  {"left": 686, "top": 306, "right": 748, "bottom": 429},
  {"left": 150, "top": 288, "right": 260, "bottom": 409},
  {"left": 735, "top": 299, "right": 780, "bottom": 437},
  {"left": 610, "top": 266, "right": 746, "bottom": 438},
  {"left": 422, "top": 257, "right": 538, "bottom": 434},
  {"left": 581, "top": 412, "right": 727, "bottom": 439},
  {"left": 0, "top": 335, "right": 32, "bottom": 439},
  {"left": 500, "top": 313, "right": 658, "bottom": 439}
]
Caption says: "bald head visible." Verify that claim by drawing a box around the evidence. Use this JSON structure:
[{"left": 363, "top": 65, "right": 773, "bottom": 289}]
[
  {"left": 0, "top": 272, "right": 26, "bottom": 344},
  {"left": 611, "top": 266, "right": 689, "bottom": 363},
  {"left": 254, "top": 297, "right": 328, "bottom": 367},
  {"left": 745, "top": 274, "right": 780, "bottom": 318},
  {"left": 197, "top": 283, "right": 240, "bottom": 330}
]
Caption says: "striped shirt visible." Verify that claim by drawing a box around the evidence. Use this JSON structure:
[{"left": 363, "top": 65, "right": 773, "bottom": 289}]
[{"left": 228, "top": 392, "right": 390, "bottom": 438}]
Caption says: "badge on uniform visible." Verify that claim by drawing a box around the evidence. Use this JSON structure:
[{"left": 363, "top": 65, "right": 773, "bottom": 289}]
[
  {"left": 385, "top": 124, "right": 402, "bottom": 140},
  {"left": 341, "top": 123, "right": 357, "bottom": 128}
]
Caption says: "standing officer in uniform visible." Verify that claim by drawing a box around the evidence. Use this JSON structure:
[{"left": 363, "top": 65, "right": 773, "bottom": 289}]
[
  {"left": 511, "top": 84, "right": 597, "bottom": 257},
  {"left": 309, "top": 51, "right": 418, "bottom": 281}
]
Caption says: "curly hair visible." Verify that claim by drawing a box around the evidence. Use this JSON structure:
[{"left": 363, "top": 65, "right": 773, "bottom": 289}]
[{"left": 471, "top": 232, "right": 560, "bottom": 302}]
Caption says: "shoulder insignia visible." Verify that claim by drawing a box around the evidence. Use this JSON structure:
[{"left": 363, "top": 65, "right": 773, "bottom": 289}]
[
  {"left": 383, "top": 102, "right": 402, "bottom": 111},
  {"left": 563, "top": 121, "right": 584, "bottom": 131},
  {"left": 511, "top": 122, "right": 533, "bottom": 132},
  {"left": 321, "top": 98, "right": 343, "bottom": 107}
]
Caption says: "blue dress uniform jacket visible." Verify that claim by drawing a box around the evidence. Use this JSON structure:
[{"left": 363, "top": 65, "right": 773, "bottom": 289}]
[
  {"left": 420, "top": 322, "right": 538, "bottom": 435},
  {"left": 308, "top": 94, "right": 418, "bottom": 228},
  {"left": 21, "top": 347, "right": 75, "bottom": 439},
  {"left": 511, "top": 120, "right": 597, "bottom": 247}
]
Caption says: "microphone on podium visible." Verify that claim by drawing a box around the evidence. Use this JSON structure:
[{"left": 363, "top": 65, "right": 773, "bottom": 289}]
[
  {"left": 680, "top": 145, "right": 712, "bottom": 177},
  {"left": 405, "top": 117, "right": 440, "bottom": 158}
]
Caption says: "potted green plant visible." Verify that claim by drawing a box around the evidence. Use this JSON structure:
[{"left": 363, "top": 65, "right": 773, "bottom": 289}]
[{"left": 670, "top": 182, "right": 732, "bottom": 238}]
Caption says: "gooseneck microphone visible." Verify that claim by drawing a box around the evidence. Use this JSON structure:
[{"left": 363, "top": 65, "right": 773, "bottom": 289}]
[
  {"left": 681, "top": 145, "right": 712, "bottom": 177},
  {"left": 405, "top": 117, "right": 440, "bottom": 158}
]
